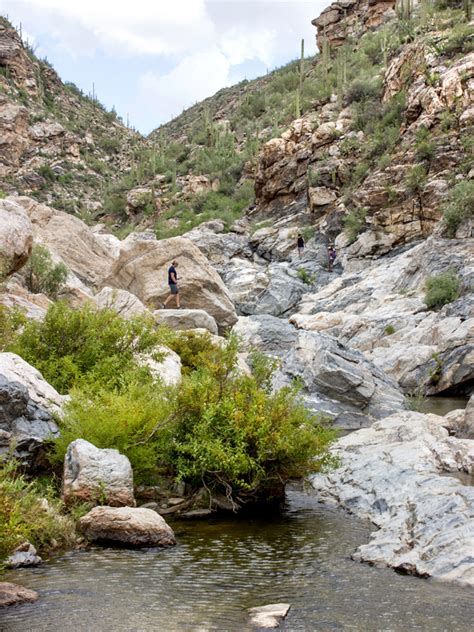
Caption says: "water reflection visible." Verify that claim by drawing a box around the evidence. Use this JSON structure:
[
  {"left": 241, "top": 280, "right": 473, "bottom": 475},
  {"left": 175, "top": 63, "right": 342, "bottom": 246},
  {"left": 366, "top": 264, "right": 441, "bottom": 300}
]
[{"left": 2, "top": 491, "right": 472, "bottom": 631}]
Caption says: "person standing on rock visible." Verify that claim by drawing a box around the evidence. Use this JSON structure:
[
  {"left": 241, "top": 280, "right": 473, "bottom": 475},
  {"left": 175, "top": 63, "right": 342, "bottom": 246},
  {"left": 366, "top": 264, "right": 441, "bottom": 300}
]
[
  {"left": 328, "top": 245, "right": 337, "bottom": 272},
  {"left": 297, "top": 233, "right": 305, "bottom": 258},
  {"left": 164, "top": 260, "right": 180, "bottom": 308}
]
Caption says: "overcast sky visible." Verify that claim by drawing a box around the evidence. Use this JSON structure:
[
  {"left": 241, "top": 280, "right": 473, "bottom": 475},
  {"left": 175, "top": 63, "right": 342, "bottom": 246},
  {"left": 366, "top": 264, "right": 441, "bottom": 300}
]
[{"left": 0, "top": 0, "right": 327, "bottom": 134}]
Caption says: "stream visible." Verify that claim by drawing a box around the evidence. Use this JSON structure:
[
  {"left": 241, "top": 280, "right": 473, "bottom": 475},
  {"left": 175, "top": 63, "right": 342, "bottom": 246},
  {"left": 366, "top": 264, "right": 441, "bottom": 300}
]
[{"left": 1, "top": 490, "right": 472, "bottom": 631}]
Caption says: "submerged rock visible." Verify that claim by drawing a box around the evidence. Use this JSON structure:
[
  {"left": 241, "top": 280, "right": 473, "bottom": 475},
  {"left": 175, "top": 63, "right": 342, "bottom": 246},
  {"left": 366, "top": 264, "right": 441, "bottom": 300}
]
[
  {"left": 79, "top": 506, "right": 176, "bottom": 547},
  {"left": 248, "top": 603, "right": 290, "bottom": 628},
  {"left": 63, "top": 439, "right": 135, "bottom": 507},
  {"left": 311, "top": 410, "right": 474, "bottom": 586},
  {"left": 0, "top": 583, "right": 38, "bottom": 608}
]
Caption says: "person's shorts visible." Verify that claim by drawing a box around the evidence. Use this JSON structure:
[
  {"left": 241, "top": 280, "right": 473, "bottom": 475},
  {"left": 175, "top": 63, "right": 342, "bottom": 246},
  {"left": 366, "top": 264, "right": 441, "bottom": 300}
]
[{"left": 169, "top": 283, "right": 179, "bottom": 295}]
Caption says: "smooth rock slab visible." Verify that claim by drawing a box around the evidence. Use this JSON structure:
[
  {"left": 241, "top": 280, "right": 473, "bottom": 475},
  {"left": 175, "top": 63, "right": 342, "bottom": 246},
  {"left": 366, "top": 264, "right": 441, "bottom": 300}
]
[
  {"left": 311, "top": 411, "right": 474, "bottom": 586},
  {"left": 0, "top": 583, "right": 38, "bottom": 608},
  {"left": 248, "top": 603, "right": 290, "bottom": 628},
  {"left": 154, "top": 308, "right": 218, "bottom": 335},
  {"left": 63, "top": 439, "right": 135, "bottom": 507},
  {"left": 79, "top": 506, "right": 176, "bottom": 547}
]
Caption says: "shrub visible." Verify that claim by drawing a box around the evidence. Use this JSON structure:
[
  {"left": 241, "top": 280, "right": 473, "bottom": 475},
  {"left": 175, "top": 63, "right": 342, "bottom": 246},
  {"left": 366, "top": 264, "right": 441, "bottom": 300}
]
[
  {"left": 0, "top": 459, "right": 76, "bottom": 560},
  {"left": 343, "top": 207, "right": 368, "bottom": 243},
  {"left": 346, "top": 78, "right": 382, "bottom": 103},
  {"left": 0, "top": 305, "right": 26, "bottom": 351},
  {"left": 424, "top": 270, "right": 460, "bottom": 308},
  {"left": 38, "top": 164, "right": 55, "bottom": 182},
  {"left": 9, "top": 302, "right": 164, "bottom": 393},
  {"left": 24, "top": 244, "right": 68, "bottom": 299},
  {"left": 384, "top": 324, "right": 395, "bottom": 335},
  {"left": 297, "top": 268, "right": 317, "bottom": 285},
  {"left": 442, "top": 180, "right": 474, "bottom": 237}
]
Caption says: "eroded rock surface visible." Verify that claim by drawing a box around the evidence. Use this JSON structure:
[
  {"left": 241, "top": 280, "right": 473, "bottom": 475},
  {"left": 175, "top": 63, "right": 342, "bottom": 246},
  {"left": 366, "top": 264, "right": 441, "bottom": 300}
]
[
  {"left": 0, "top": 197, "right": 33, "bottom": 276},
  {"left": 311, "top": 411, "right": 474, "bottom": 586}
]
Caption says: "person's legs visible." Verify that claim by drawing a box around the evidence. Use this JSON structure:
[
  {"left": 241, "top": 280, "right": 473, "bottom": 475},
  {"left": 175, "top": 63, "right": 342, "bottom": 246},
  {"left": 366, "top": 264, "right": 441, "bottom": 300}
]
[
  {"left": 175, "top": 290, "right": 180, "bottom": 308},
  {"left": 164, "top": 291, "right": 173, "bottom": 307}
]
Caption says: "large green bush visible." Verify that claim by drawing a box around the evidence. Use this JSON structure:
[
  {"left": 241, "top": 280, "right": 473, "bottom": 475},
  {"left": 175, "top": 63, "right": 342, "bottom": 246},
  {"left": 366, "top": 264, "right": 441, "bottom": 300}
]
[
  {"left": 24, "top": 244, "right": 68, "bottom": 299},
  {"left": 0, "top": 460, "right": 75, "bottom": 560},
  {"left": 442, "top": 180, "right": 474, "bottom": 237},
  {"left": 9, "top": 302, "right": 163, "bottom": 393},
  {"left": 424, "top": 270, "right": 461, "bottom": 308}
]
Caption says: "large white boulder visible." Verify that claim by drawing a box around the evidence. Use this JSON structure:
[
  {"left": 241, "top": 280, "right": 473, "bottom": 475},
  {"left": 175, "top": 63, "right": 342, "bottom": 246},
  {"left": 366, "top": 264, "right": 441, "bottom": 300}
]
[
  {"left": 311, "top": 411, "right": 474, "bottom": 586},
  {"left": 79, "top": 506, "right": 176, "bottom": 547},
  {"left": 62, "top": 439, "right": 135, "bottom": 507},
  {"left": 93, "top": 286, "right": 149, "bottom": 319},
  {"left": 104, "top": 232, "right": 237, "bottom": 332},
  {"left": 140, "top": 345, "right": 182, "bottom": 386},
  {"left": 153, "top": 308, "right": 218, "bottom": 335},
  {"left": 0, "top": 198, "right": 33, "bottom": 277},
  {"left": 0, "top": 353, "right": 63, "bottom": 467}
]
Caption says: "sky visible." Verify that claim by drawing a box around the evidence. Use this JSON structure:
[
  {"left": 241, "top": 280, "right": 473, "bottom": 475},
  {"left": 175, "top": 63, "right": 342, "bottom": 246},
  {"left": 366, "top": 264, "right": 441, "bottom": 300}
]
[{"left": 0, "top": 0, "right": 328, "bottom": 134}]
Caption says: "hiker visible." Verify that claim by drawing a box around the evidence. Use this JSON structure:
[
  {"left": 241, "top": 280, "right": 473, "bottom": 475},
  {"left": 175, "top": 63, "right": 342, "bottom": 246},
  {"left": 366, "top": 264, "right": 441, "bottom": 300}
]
[
  {"left": 164, "top": 260, "right": 180, "bottom": 308},
  {"left": 297, "top": 233, "right": 305, "bottom": 258},
  {"left": 328, "top": 245, "right": 337, "bottom": 272}
]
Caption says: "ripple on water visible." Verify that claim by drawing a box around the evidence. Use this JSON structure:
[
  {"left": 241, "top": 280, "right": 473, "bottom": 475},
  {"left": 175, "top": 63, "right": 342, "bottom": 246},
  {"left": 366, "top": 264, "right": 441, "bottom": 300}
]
[{"left": 1, "top": 491, "right": 473, "bottom": 632}]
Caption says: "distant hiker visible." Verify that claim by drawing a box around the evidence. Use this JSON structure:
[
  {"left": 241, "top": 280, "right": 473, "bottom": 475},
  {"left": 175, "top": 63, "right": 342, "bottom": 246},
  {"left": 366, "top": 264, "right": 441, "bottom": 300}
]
[
  {"left": 297, "top": 233, "right": 305, "bottom": 258},
  {"left": 164, "top": 260, "right": 180, "bottom": 308},
  {"left": 328, "top": 245, "right": 337, "bottom": 272}
]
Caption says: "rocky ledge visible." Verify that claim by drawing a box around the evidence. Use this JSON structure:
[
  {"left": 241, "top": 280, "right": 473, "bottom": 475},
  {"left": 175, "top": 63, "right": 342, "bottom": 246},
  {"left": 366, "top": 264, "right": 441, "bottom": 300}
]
[{"left": 310, "top": 410, "right": 474, "bottom": 586}]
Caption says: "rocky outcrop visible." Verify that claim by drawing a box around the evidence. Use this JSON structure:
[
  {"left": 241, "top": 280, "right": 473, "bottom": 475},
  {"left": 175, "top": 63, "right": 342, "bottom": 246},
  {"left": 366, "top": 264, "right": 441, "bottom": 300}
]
[
  {"left": 291, "top": 238, "right": 474, "bottom": 395},
  {"left": 311, "top": 0, "right": 396, "bottom": 51},
  {"left": 105, "top": 232, "right": 237, "bottom": 332},
  {"left": 311, "top": 411, "right": 474, "bottom": 586},
  {"left": 0, "top": 197, "right": 33, "bottom": 276},
  {"left": 0, "top": 353, "right": 63, "bottom": 468},
  {"left": 79, "top": 506, "right": 176, "bottom": 547},
  {"left": 0, "top": 583, "right": 38, "bottom": 608},
  {"left": 62, "top": 439, "right": 135, "bottom": 507},
  {"left": 233, "top": 315, "right": 404, "bottom": 429},
  {"left": 153, "top": 308, "right": 219, "bottom": 335},
  {"left": 14, "top": 197, "right": 116, "bottom": 286}
]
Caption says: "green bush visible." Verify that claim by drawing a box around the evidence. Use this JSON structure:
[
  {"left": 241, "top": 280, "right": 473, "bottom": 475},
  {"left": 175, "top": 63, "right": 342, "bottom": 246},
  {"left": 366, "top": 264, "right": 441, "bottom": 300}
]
[
  {"left": 297, "top": 268, "right": 317, "bottom": 285},
  {"left": 9, "top": 302, "right": 163, "bottom": 393},
  {"left": 38, "top": 164, "right": 56, "bottom": 182},
  {"left": 343, "top": 207, "right": 368, "bottom": 243},
  {"left": 442, "top": 180, "right": 474, "bottom": 237},
  {"left": 0, "top": 459, "right": 76, "bottom": 561},
  {"left": 346, "top": 78, "right": 382, "bottom": 103},
  {"left": 0, "top": 306, "right": 26, "bottom": 351},
  {"left": 24, "top": 244, "right": 68, "bottom": 299},
  {"left": 424, "top": 270, "right": 460, "bottom": 308}
]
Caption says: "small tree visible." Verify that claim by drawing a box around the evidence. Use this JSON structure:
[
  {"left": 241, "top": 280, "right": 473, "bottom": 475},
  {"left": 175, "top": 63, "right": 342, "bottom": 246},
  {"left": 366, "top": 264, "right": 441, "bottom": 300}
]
[
  {"left": 442, "top": 180, "right": 474, "bottom": 237},
  {"left": 24, "top": 244, "right": 68, "bottom": 299}
]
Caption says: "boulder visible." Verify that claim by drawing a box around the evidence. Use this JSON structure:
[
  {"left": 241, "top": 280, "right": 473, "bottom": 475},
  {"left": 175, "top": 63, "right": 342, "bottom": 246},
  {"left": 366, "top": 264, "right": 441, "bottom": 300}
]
[
  {"left": 154, "top": 308, "right": 218, "bottom": 335},
  {"left": 232, "top": 315, "right": 298, "bottom": 356},
  {"left": 311, "top": 411, "right": 474, "bottom": 586},
  {"left": 0, "top": 583, "right": 38, "bottom": 608},
  {"left": 79, "top": 506, "right": 176, "bottom": 547},
  {"left": 0, "top": 198, "right": 33, "bottom": 277},
  {"left": 273, "top": 331, "right": 405, "bottom": 429},
  {"left": 15, "top": 196, "right": 116, "bottom": 286},
  {"left": 93, "top": 287, "right": 149, "bottom": 319},
  {"left": 62, "top": 439, "right": 135, "bottom": 507},
  {"left": 0, "top": 353, "right": 64, "bottom": 468},
  {"left": 5, "top": 542, "right": 42, "bottom": 569},
  {"left": 104, "top": 233, "right": 237, "bottom": 333},
  {"left": 140, "top": 345, "right": 182, "bottom": 386}
]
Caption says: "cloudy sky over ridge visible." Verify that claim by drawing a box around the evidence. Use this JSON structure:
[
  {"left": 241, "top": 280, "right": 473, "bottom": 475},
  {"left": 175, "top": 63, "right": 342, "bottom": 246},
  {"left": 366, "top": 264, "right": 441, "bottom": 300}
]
[{"left": 0, "top": 0, "right": 328, "bottom": 133}]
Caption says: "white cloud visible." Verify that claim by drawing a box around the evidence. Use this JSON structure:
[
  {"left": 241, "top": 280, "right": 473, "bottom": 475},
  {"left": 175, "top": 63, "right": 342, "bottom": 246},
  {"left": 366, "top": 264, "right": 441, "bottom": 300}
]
[{"left": 137, "top": 47, "right": 231, "bottom": 123}]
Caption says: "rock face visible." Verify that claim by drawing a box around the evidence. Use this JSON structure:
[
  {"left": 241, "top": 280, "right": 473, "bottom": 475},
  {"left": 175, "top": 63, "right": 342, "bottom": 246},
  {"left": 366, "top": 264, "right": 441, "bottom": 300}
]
[
  {"left": 0, "top": 353, "right": 63, "bottom": 468},
  {"left": 233, "top": 315, "right": 404, "bottom": 429},
  {"left": 311, "top": 0, "right": 396, "bottom": 51},
  {"left": 153, "top": 308, "right": 218, "bottom": 335},
  {"left": 79, "top": 506, "right": 176, "bottom": 547},
  {"left": 0, "top": 198, "right": 33, "bottom": 276},
  {"left": 62, "top": 439, "right": 135, "bottom": 507},
  {"left": 105, "top": 233, "right": 237, "bottom": 332},
  {"left": 0, "top": 583, "right": 39, "bottom": 608},
  {"left": 15, "top": 197, "right": 117, "bottom": 286},
  {"left": 311, "top": 411, "right": 474, "bottom": 586}
]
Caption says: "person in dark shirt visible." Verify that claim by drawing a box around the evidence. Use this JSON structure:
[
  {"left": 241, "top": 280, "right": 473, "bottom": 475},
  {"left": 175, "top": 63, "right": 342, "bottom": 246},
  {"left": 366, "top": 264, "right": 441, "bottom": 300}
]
[
  {"left": 164, "top": 260, "right": 180, "bottom": 308},
  {"left": 297, "top": 233, "right": 305, "bottom": 258},
  {"left": 328, "top": 245, "right": 337, "bottom": 272}
]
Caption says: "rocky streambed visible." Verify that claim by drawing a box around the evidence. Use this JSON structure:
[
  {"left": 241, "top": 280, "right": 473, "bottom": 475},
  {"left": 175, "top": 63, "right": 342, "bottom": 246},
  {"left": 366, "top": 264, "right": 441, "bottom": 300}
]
[{"left": 2, "top": 490, "right": 474, "bottom": 632}]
